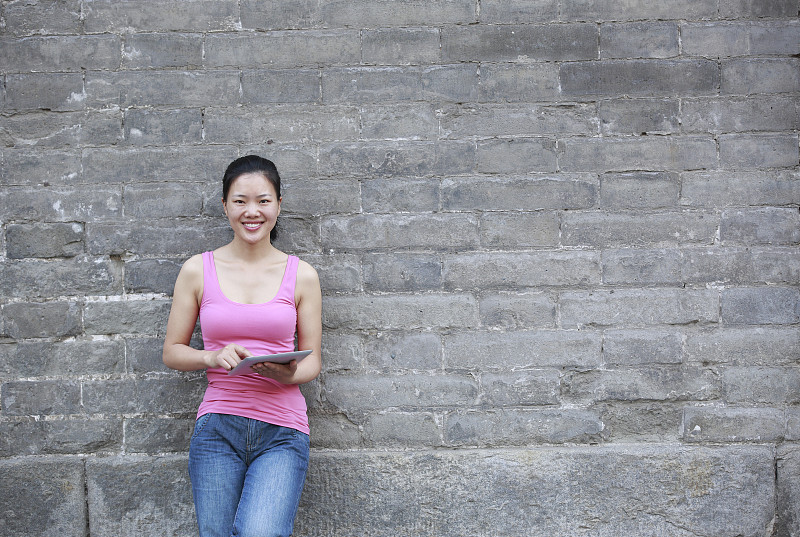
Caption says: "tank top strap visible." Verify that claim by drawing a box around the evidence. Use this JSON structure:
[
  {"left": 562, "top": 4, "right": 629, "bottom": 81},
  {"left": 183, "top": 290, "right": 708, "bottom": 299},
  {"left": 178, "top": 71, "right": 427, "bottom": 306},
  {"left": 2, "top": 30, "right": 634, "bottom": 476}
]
[
  {"left": 277, "top": 255, "right": 299, "bottom": 303},
  {"left": 201, "top": 251, "right": 224, "bottom": 306}
]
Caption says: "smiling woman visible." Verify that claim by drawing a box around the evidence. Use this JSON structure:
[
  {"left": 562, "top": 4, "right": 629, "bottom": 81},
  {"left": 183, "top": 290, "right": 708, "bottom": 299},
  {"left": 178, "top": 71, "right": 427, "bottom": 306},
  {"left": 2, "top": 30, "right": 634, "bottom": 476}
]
[{"left": 161, "top": 155, "right": 323, "bottom": 537}]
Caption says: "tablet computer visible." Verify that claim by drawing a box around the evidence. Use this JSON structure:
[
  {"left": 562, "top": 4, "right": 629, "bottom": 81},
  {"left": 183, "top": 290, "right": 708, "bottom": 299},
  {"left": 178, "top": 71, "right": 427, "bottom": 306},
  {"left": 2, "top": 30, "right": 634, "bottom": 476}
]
[{"left": 227, "top": 350, "right": 312, "bottom": 376}]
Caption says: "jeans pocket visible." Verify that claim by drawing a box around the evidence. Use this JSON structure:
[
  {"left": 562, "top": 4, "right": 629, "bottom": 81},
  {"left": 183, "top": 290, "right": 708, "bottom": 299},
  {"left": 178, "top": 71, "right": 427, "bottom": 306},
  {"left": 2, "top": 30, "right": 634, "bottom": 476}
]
[{"left": 191, "top": 413, "right": 213, "bottom": 439}]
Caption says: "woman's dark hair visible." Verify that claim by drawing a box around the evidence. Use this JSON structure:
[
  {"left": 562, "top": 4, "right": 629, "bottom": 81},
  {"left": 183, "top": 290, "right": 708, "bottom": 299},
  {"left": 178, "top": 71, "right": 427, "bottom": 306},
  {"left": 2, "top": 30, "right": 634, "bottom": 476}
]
[{"left": 222, "top": 155, "right": 281, "bottom": 241}]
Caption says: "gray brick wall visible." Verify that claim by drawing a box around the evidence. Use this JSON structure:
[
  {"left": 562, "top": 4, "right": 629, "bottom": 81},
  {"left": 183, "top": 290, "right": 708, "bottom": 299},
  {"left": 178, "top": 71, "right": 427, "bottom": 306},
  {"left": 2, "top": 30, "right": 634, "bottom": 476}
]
[{"left": 0, "top": 1, "right": 798, "bottom": 535}]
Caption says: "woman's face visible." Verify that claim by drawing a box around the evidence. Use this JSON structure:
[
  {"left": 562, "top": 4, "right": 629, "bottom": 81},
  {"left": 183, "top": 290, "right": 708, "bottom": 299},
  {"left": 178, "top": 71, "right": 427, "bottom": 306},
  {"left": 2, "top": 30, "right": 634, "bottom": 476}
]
[{"left": 223, "top": 172, "right": 281, "bottom": 245}]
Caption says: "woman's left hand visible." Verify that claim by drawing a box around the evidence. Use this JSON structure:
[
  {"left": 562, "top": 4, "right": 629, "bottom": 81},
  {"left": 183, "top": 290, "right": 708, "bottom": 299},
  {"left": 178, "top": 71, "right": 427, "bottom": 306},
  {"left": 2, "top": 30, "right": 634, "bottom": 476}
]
[{"left": 250, "top": 359, "right": 298, "bottom": 383}]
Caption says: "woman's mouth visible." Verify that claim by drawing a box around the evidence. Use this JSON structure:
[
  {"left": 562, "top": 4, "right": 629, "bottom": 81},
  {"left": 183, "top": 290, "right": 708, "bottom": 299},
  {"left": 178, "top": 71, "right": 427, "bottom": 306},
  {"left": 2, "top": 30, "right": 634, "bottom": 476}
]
[{"left": 243, "top": 222, "right": 263, "bottom": 230}]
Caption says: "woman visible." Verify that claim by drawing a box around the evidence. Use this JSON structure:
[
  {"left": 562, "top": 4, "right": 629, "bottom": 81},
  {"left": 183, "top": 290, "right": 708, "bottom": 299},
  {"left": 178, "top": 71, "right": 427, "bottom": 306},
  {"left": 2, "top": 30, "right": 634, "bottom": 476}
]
[{"left": 163, "top": 155, "right": 322, "bottom": 537}]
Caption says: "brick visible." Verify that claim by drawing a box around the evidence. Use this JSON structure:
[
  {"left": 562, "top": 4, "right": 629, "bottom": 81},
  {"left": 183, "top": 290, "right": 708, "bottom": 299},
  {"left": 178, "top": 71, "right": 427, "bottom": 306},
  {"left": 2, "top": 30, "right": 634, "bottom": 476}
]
[
  {"left": 322, "top": 373, "right": 478, "bottom": 411},
  {"left": 598, "top": 99, "right": 680, "bottom": 135},
  {"left": 362, "top": 412, "right": 442, "bottom": 447},
  {"left": 479, "top": 292, "right": 557, "bottom": 329},
  {"left": 301, "top": 253, "right": 362, "bottom": 293},
  {"left": 477, "top": 137, "right": 558, "bottom": 173},
  {"left": 602, "top": 248, "right": 682, "bottom": 285},
  {"left": 447, "top": 409, "right": 603, "bottom": 446},
  {"left": 682, "top": 21, "right": 800, "bottom": 57},
  {"left": 563, "top": 211, "right": 718, "bottom": 247},
  {"left": 84, "top": 0, "right": 239, "bottom": 32},
  {"left": 682, "top": 95, "right": 800, "bottom": 134},
  {"left": 3, "top": 0, "right": 82, "bottom": 36},
  {"left": 0, "top": 338, "right": 125, "bottom": 377},
  {"left": 683, "top": 407, "right": 785, "bottom": 443},
  {"left": 270, "top": 215, "right": 321, "bottom": 254},
  {"left": 3, "top": 301, "right": 81, "bottom": 339},
  {"left": 320, "top": 332, "right": 363, "bottom": 372},
  {"left": 0, "top": 35, "right": 120, "bottom": 73},
  {"left": 680, "top": 169, "right": 800, "bottom": 207},
  {"left": 86, "top": 71, "right": 241, "bottom": 108},
  {"left": 282, "top": 177, "right": 362, "bottom": 215},
  {"left": 0, "top": 149, "right": 82, "bottom": 187},
  {"left": 123, "top": 108, "right": 202, "bottom": 145},
  {"left": 560, "top": 288, "right": 719, "bottom": 327},
  {"left": 0, "top": 184, "right": 120, "bottom": 222},
  {"left": 681, "top": 247, "right": 754, "bottom": 284},
  {"left": 321, "top": 213, "right": 478, "bottom": 250},
  {"left": 440, "top": 103, "right": 598, "bottom": 138},
  {"left": 87, "top": 220, "right": 232, "bottom": 256},
  {"left": 600, "top": 22, "right": 679, "bottom": 59},
  {"left": 125, "top": 417, "right": 195, "bottom": 453},
  {"left": 603, "top": 329, "right": 683, "bottom": 366},
  {"left": 299, "top": 446, "right": 774, "bottom": 537},
  {"left": 751, "top": 247, "right": 800, "bottom": 284},
  {"left": 443, "top": 330, "right": 601, "bottom": 369},
  {"left": 777, "top": 445, "right": 800, "bottom": 537},
  {"left": 122, "top": 33, "right": 202, "bottom": 69},
  {"left": 560, "top": 60, "right": 719, "bottom": 97},
  {"left": 124, "top": 258, "right": 183, "bottom": 294},
  {"left": 363, "top": 332, "right": 442, "bottom": 370},
  {"left": 83, "top": 376, "right": 206, "bottom": 414},
  {"left": 723, "top": 367, "right": 800, "bottom": 404},
  {"left": 361, "top": 177, "right": 440, "bottom": 213},
  {"left": 0, "top": 256, "right": 122, "bottom": 298},
  {"left": 721, "top": 208, "right": 800, "bottom": 245},
  {"left": 363, "top": 253, "right": 442, "bottom": 292},
  {"left": 558, "top": 136, "right": 718, "bottom": 172},
  {"left": 86, "top": 455, "right": 196, "bottom": 537},
  {"left": 241, "top": 0, "right": 476, "bottom": 30},
  {"left": 360, "top": 103, "right": 439, "bottom": 140},
  {"left": 720, "top": 0, "right": 799, "bottom": 18},
  {"left": 84, "top": 299, "right": 172, "bottom": 336},
  {"left": 480, "top": 211, "right": 561, "bottom": 249},
  {"left": 563, "top": 366, "right": 720, "bottom": 403},
  {"left": 126, "top": 337, "right": 171, "bottom": 374},
  {"left": 0, "top": 110, "right": 122, "bottom": 148},
  {"left": 5, "top": 73, "right": 85, "bottom": 112},
  {"left": 598, "top": 402, "right": 683, "bottom": 442},
  {"left": 0, "top": 457, "right": 87, "bottom": 537},
  {"left": 441, "top": 174, "right": 598, "bottom": 211},
  {"left": 719, "top": 134, "right": 799, "bottom": 169},
  {"left": 479, "top": 0, "right": 559, "bottom": 23},
  {"left": 323, "top": 294, "right": 478, "bottom": 330},
  {"left": 2, "top": 380, "right": 82, "bottom": 415},
  {"left": 442, "top": 23, "right": 597, "bottom": 62},
  {"left": 82, "top": 146, "right": 236, "bottom": 184},
  {"left": 6, "top": 222, "right": 84, "bottom": 258},
  {"left": 721, "top": 58, "right": 800, "bottom": 95},
  {"left": 206, "top": 31, "right": 360, "bottom": 69},
  {"left": 789, "top": 410, "right": 800, "bottom": 441},
  {"left": 481, "top": 370, "right": 561, "bottom": 406},
  {"left": 362, "top": 28, "right": 441, "bottom": 65},
  {"left": 478, "top": 63, "right": 561, "bottom": 102},
  {"left": 0, "top": 418, "right": 122, "bottom": 456},
  {"left": 561, "top": 0, "right": 717, "bottom": 21},
  {"left": 123, "top": 183, "right": 203, "bottom": 219},
  {"left": 204, "top": 105, "right": 360, "bottom": 144},
  {"left": 722, "top": 287, "right": 800, "bottom": 325},
  {"left": 307, "top": 413, "right": 361, "bottom": 449},
  {"left": 444, "top": 251, "right": 601, "bottom": 289},
  {"left": 599, "top": 171, "right": 680, "bottom": 208}
]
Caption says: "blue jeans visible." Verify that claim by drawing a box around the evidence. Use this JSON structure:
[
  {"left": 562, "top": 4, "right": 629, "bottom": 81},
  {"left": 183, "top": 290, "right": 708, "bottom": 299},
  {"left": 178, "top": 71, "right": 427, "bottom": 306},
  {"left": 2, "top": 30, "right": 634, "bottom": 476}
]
[{"left": 188, "top": 413, "right": 310, "bottom": 537}]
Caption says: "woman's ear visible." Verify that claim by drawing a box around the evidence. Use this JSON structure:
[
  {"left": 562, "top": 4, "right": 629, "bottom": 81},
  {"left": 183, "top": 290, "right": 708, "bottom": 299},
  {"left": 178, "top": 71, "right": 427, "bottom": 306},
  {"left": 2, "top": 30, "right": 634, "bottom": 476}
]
[{"left": 221, "top": 198, "right": 227, "bottom": 216}]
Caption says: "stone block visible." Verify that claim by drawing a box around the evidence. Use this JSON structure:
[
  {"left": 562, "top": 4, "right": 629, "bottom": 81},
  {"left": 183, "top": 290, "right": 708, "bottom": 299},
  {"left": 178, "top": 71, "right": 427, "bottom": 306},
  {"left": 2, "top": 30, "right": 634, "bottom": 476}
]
[
  {"left": 480, "top": 211, "right": 561, "bottom": 249},
  {"left": 125, "top": 417, "right": 195, "bottom": 453},
  {"left": 206, "top": 31, "right": 360, "bottom": 69},
  {"left": 362, "top": 412, "right": 442, "bottom": 447},
  {"left": 1, "top": 184, "right": 120, "bottom": 221},
  {"left": 124, "top": 108, "right": 203, "bottom": 145},
  {"left": 603, "top": 328, "right": 683, "bottom": 366},
  {"left": 722, "top": 58, "right": 800, "bottom": 95},
  {"left": 601, "top": 248, "right": 682, "bottom": 285},
  {"left": 362, "top": 332, "right": 442, "bottom": 371},
  {"left": 598, "top": 402, "right": 683, "bottom": 442},
  {"left": 478, "top": 63, "right": 561, "bottom": 102},
  {"left": 2, "top": 379, "right": 82, "bottom": 416},
  {"left": 301, "top": 253, "right": 362, "bottom": 293},
  {"left": 361, "top": 177, "right": 440, "bottom": 213},
  {"left": 124, "top": 183, "right": 203, "bottom": 219},
  {"left": 480, "top": 370, "right": 561, "bottom": 406},
  {"left": 84, "top": 299, "right": 172, "bottom": 336},
  {"left": 719, "top": 134, "right": 799, "bottom": 170},
  {"left": 478, "top": 292, "right": 557, "bottom": 329},
  {"left": 0, "top": 256, "right": 122, "bottom": 298},
  {"left": 321, "top": 213, "right": 478, "bottom": 250},
  {"left": 477, "top": 137, "right": 558, "bottom": 173},
  {"left": 680, "top": 169, "right": 800, "bottom": 207},
  {"left": 0, "top": 149, "right": 82, "bottom": 187},
  {"left": 241, "top": 68, "right": 322, "bottom": 104},
  {"left": 558, "top": 136, "right": 718, "bottom": 172},
  {"left": 441, "top": 174, "right": 598, "bottom": 211},
  {"left": 362, "top": 28, "right": 441, "bottom": 65},
  {"left": 682, "top": 21, "right": 800, "bottom": 57},
  {"left": 3, "top": 301, "right": 81, "bottom": 339},
  {"left": 751, "top": 247, "right": 800, "bottom": 284},
  {"left": 443, "top": 329, "right": 601, "bottom": 369},
  {"left": 82, "top": 376, "right": 206, "bottom": 415},
  {"left": 0, "top": 338, "right": 125, "bottom": 377},
  {"left": 122, "top": 33, "right": 202, "bottom": 69},
  {"left": 722, "top": 286, "right": 800, "bottom": 325},
  {"left": 563, "top": 211, "right": 718, "bottom": 247},
  {"left": 360, "top": 103, "right": 439, "bottom": 140},
  {"left": 323, "top": 294, "right": 478, "bottom": 330},
  {"left": 298, "top": 445, "right": 774, "bottom": 537},
  {"left": 683, "top": 407, "right": 785, "bottom": 443},
  {"left": 0, "top": 109, "right": 122, "bottom": 148},
  {"left": 443, "top": 251, "right": 602, "bottom": 289},
  {"left": 560, "top": 0, "right": 717, "bottom": 21},
  {"left": 3, "top": 0, "right": 82, "bottom": 36},
  {"left": 560, "top": 288, "right": 719, "bottom": 327},
  {"left": 777, "top": 444, "right": 800, "bottom": 537},
  {"left": 684, "top": 326, "right": 800, "bottom": 366},
  {"left": 598, "top": 99, "right": 680, "bottom": 135},
  {"left": 0, "top": 457, "right": 87, "bottom": 537},
  {"left": 282, "top": 177, "right": 362, "bottom": 215},
  {"left": 0, "top": 418, "right": 122, "bottom": 456},
  {"left": 720, "top": 0, "right": 798, "bottom": 18},
  {"left": 320, "top": 140, "right": 474, "bottom": 178},
  {"left": 560, "top": 59, "right": 719, "bottom": 97},
  {"left": 600, "top": 22, "right": 679, "bottom": 58},
  {"left": 721, "top": 207, "right": 800, "bottom": 245},
  {"left": 723, "top": 367, "right": 800, "bottom": 404},
  {"left": 0, "top": 35, "right": 120, "bottom": 73},
  {"left": 87, "top": 221, "right": 232, "bottom": 256},
  {"left": 363, "top": 253, "right": 442, "bottom": 292},
  {"left": 5, "top": 73, "right": 85, "bottom": 112},
  {"left": 442, "top": 23, "right": 597, "bottom": 62},
  {"left": 86, "top": 70, "right": 241, "bottom": 108},
  {"left": 86, "top": 455, "right": 196, "bottom": 537},
  {"left": 84, "top": 0, "right": 239, "bottom": 32},
  {"left": 682, "top": 95, "right": 800, "bottom": 134},
  {"left": 479, "top": 0, "right": 559, "bottom": 23},
  {"left": 680, "top": 246, "right": 753, "bottom": 284},
  {"left": 126, "top": 337, "right": 173, "bottom": 375},
  {"left": 439, "top": 102, "right": 598, "bottom": 137},
  {"left": 6, "top": 222, "right": 84, "bottom": 259},
  {"left": 320, "top": 333, "right": 363, "bottom": 372},
  {"left": 124, "top": 258, "right": 183, "bottom": 295}
]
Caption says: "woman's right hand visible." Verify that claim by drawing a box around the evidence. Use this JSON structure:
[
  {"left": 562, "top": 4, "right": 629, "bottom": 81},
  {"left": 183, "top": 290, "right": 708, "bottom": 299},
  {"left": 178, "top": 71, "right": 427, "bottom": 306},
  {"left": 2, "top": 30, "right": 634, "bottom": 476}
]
[{"left": 206, "top": 343, "right": 252, "bottom": 371}]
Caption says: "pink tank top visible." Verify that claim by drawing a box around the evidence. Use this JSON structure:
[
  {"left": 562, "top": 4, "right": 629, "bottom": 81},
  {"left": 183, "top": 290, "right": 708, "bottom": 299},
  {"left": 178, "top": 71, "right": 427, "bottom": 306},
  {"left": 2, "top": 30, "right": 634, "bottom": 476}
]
[{"left": 196, "top": 251, "right": 309, "bottom": 434}]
